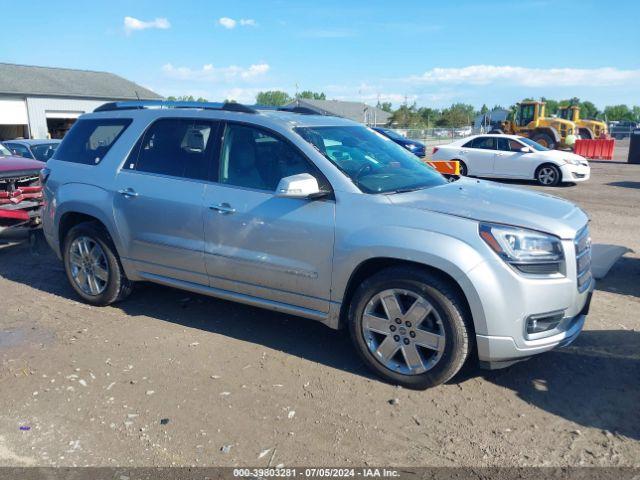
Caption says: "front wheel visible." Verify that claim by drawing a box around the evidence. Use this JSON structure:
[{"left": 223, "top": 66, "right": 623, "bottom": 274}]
[
  {"left": 531, "top": 132, "right": 556, "bottom": 150},
  {"left": 348, "top": 267, "right": 472, "bottom": 389},
  {"left": 63, "top": 222, "right": 132, "bottom": 306},
  {"left": 536, "top": 164, "right": 561, "bottom": 186}
]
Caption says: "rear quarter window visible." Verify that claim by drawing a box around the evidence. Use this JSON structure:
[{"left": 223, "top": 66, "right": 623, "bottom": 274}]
[{"left": 54, "top": 118, "right": 131, "bottom": 165}]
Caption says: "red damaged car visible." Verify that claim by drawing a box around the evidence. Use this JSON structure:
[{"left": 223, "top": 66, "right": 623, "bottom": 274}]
[{"left": 0, "top": 142, "right": 45, "bottom": 234}]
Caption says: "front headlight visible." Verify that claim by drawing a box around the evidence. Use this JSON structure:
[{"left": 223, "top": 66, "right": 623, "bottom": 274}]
[
  {"left": 563, "top": 158, "right": 581, "bottom": 166},
  {"left": 479, "top": 223, "right": 564, "bottom": 274}
]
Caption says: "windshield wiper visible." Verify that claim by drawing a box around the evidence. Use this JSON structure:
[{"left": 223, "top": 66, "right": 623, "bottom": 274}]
[{"left": 392, "top": 186, "right": 425, "bottom": 194}]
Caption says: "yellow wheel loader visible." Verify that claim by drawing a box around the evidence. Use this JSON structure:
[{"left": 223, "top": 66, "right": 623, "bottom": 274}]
[
  {"left": 557, "top": 105, "right": 608, "bottom": 139},
  {"left": 489, "top": 101, "right": 578, "bottom": 149}
]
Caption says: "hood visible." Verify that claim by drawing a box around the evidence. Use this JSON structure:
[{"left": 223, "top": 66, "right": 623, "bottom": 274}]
[
  {"left": 386, "top": 178, "right": 588, "bottom": 239},
  {"left": 537, "top": 149, "right": 589, "bottom": 164},
  {"left": 0, "top": 155, "right": 45, "bottom": 174}
]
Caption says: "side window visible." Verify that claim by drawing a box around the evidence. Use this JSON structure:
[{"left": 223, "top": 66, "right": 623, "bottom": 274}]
[
  {"left": 132, "top": 119, "right": 219, "bottom": 181},
  {"left": 6, "top": 143, "right": 32, "bottom": 158},
  {"left": 496, "top": 138, "right": 509, "bottom": 151},
  {"left": 462, "top": 139, "right": 475, "bottom": 148},
  {"left": 471, "top": 137, "right": 496, "bottom": 150},
  {"left": 219, "top": 123, "right": 328, "bottom": 192},
  {"left": 53, "top": 119, "right": 131, "bottom": 165},
  {"left": 509, "top": 139, "right": 524, "bottom": 151}
]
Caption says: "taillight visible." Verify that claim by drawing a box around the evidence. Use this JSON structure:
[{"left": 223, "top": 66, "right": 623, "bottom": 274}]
[
  {"left": 39, "top": 167, "right": 50, "bottom": 185},
  {"left": 432, "top": 147, "right": 439, "bottom": 154}
]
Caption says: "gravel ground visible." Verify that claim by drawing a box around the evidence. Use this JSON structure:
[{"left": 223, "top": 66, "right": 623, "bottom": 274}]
[{"left": 0, "top": 153, "right": 638, "bottom": 467}]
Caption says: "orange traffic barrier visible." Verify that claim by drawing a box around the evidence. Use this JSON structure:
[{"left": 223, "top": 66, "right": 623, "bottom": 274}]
[
  {"left": 574, "top": 138, "right": 615, "bottom": 160},
  {"left": 427, "top": 160, "right": 460, "bottom": 175}
]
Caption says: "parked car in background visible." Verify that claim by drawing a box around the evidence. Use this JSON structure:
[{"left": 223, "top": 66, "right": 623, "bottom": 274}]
[
  {"left": 372, "top": 127, "right": 426, "bottom": 157},
  {"left": 42, "top": 101, "right": 593, "bottom": 389},
  {"left": 4, "top": 139, "right": 61, "bottom": 162},
  {"left": 609, "top": 121, "right": 639, "bottom": 140},
  {"left": 0, "top": 143, "right": 44, "bottom": 234},
  {"left": 432, "top": 134, "right": 590, "bottom": 186}
]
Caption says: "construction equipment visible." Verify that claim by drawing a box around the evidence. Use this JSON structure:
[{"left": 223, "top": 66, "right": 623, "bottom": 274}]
[
  {"left": 557, "top": 105, "right": 608, "bottom": 139},
  {"left": 490, "top": 101, "right": 578, "bottom": 150}
]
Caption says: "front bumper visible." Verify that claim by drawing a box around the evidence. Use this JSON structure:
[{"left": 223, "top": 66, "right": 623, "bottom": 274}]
[
  {"left": 477, "top": 288, "right": 592, "bottom": 369},
  {"left": 464, "top": 233, "right": 594, "bottom": 368},
  {"left": 560, "top": 164, "right": 590, "bottom": 182}
]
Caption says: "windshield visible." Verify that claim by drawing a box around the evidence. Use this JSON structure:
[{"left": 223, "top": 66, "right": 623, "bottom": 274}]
[
  {"left": 0, "top": 143, "right": 12, "bottom": 156},
  {"left": 518, "top": 136, "right": 549, "bottom": 151},
  {"left": 295, "top": 126, "right": 446, "bottom": 193},
  {"left": 30, "top": 143, "right": 59, "bottom": 161},
  {"left": 377, "top": 128, "right": 404, "bottom": 141}
]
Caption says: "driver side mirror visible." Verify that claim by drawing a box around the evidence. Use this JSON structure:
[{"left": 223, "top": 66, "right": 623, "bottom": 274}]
[
  {"left": 275, "top": 173, "right": 327, "bottom": 199},
  {"left": 520, "top": 147, "right": 531, "bottom": 153}
]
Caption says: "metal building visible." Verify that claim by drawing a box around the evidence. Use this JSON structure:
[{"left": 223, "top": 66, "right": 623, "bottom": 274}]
[
  {"left": 0, "top": 63, "right": 162, "bottom": 140},
  {"left": 285, "top": 98, "right": 392, "bottom": 126}
]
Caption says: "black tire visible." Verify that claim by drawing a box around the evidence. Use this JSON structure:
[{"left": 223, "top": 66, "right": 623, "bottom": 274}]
[
  {"left": 348, "top": 266, "right": 472, "bottom": 389},
  {"left": 578, "top": 128, "right": 594, "bottom": 140},
  {"left": 531, "top": 132, "right": 556, "bottom": 150},
  {"left": 535, "top": 163, "right": 562, "bottom": 187},
  {"left": 488, "top": 129, "right": 504, "bottom": 134},
  {"left": 457, "top": 160, "right": 468, "bottom": 176},
  {"left": 62, "top": 221, "right": 133, "bottom": 306}
]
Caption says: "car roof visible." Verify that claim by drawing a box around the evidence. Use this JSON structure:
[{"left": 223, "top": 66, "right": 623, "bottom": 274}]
[
  {"left": 6, "top": 139, "right": 61, "bottom": 146},
  {"left": 83, "top": 101, "right": 363, "bottom": 130}
]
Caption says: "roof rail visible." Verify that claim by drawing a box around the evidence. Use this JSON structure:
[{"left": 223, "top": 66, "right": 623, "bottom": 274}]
[
  {"left": 250, "top": 104, "right": 333, "bottom": 116},
  {"left": 94, "top": 100, "right": 257, "bottom": 114}
]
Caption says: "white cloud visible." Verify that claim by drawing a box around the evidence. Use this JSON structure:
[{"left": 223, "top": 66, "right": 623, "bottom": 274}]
[
  {"left": 218, "top": 17, "right": 237, "bottom": 29},
  {"left": 123, "top": 16, "right": 170, "bottom": 35},
  {"left": 218, "top": 17, "right": 257, "bottom": 29},
  {"left": 162, "top": 63, "right": 270, "bottom": 82},
  {"left": 407, "top": 65, "right": 640, "bottom": 87}
]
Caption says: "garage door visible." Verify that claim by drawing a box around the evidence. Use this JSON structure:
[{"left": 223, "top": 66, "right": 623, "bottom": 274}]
[{"left": 0, "top": 99, "right": 28, "bottom": 125}]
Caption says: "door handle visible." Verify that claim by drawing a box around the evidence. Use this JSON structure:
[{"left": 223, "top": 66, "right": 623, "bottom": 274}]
[
  {"left": 460, "top": 150, "right": 468, "bottom": 154},
  {"left": 210, "top": 203, "right": 236, "bottom": 214},
  {"left": 118, "top": 188, "right": 139, "bottom": 198},
  {"left": 495, "top": 152, "right": 504, "bottom": 156}
]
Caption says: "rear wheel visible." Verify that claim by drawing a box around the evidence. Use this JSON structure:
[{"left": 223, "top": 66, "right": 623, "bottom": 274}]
[
  {"left": 535, "top": 163, "right": 561, "bottom": 186},
  {"left": 63, "top": 222, "right": 132, "bottom": 306},
  {"left": 531, "top": 132, "right": 556, "bottom": 150},
  {"left": 456, "top": 160, "right": 468, "bottom": 176},
  {"left": 348, "top": 267, "right": 472, "bottom": 389},
  {"left": 579, "top": 128, "right": 594, "bottom": 140}
]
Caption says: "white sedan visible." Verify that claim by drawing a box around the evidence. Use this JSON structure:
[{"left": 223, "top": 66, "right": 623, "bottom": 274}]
[{"left": 432, "top": 134, "right": 590, "bottom": 186}]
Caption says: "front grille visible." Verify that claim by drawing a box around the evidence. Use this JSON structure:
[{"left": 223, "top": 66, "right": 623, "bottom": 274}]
[{"left": 575, "top": 226, "right": 592, "bottom": 292}]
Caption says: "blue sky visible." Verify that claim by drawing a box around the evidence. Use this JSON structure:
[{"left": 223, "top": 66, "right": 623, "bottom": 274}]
[{"left": 2, "top": 0, "right": 639, "bottom": 109}]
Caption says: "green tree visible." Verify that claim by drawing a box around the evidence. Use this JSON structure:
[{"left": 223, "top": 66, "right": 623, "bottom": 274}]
[
  {"left": 479, "top": 104, "right": 489, "bottom": 115},
  {"left": 603, "top": 104, "right": 634, "bottom": 122},
  {"left": 633, "top": 106, "right": 640, "bottom": 122},
  {"left": 255, "top": 90, "right": 292, "bottom": 106},
  {"left": 166, "top": 95, "right": 208, "bottom": 102},
  {"left": 379, "top": 102, "right": 393, "bottom": 113},
  {"left": 438, "top": 103, "right": 475, "bottom": 127},
  {"left": 580, "top": 101, "right": 599, "bottom": 120},
  {"left": 297, "top": 90, "right": 326, "bottom": 100},
  {"left": 418, "top": 107, "right": 441, "bottom": 128}
]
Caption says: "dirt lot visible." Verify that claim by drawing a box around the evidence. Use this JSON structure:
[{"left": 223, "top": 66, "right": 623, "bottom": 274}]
[{"left": 0, "top": 153, "right": 638, "bottom": 467}]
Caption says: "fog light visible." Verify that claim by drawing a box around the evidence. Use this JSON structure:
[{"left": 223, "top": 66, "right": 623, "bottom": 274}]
[{"left": 526, "top": 311, "right": 565, "bottom": 334}]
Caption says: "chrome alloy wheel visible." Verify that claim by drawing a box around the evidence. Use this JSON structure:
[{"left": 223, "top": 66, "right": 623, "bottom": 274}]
[
  {"left": 362, "top": 289, "right": 445, "bottom": 375},
  {"left": 538, "top": 167, "right": 557, "bottom": 185},
  {"left": 68, "top": 236, "right": 109, "bottom": 296}
]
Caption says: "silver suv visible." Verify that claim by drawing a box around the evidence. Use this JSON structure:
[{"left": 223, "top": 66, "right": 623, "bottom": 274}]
[{"left": 42, "top": 101, "right": 594, "bottom": 389}]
